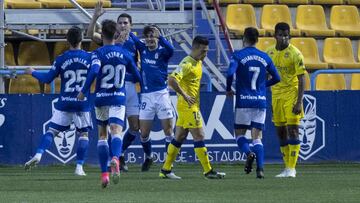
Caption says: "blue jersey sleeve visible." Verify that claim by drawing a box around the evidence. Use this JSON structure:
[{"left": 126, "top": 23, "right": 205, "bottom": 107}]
[
  {"left": 158, "top": 36, "right": 174, "bottom": 59},
  {"left": 31, "top": 60, "right": 60, "bottom": 84},
  {"left": 226, "top": 55, "right": 239, "bottom": 91},
  {"left": 81, "top": 52, "right": 101, "bottom": 94},
  {"left": 129, "top": 32, "right": 146, "bottom": 51},
  {"left": 266, "top": 59, "right": 280, "bottom": 87}
]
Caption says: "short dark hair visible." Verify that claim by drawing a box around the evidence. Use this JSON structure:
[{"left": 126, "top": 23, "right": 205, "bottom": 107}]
[
  {"left": 143, "top": 25, "right": 157, "bottom": 37},
  {"left": 275, "top": 22, "right": 290, "bottom": 33},
  {"left": 243, "top": 27, "right": 259, "bottom": 45},
  {"left": 192, "top": 36, "right": 209, "bottom": 47},
  {"left": 117, "top": 13, "right": 132, "bottom": 24},
  {"left": 66, "top": 26, "right": 82, "bottom": 47},
  {"left": 101, "top": 19, "right": 117, "bottom": 40}
]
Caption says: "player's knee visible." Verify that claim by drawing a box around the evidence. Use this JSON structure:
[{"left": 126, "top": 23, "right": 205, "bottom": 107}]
[
  {"left": 109, "top": 124, "right": 122, "bottom": 135},
  {"left": 78, "top": 131, "right": 88, "bottom": 138},
  {"left": 140, "top": 134, "right": 150, "bottom": 142}
]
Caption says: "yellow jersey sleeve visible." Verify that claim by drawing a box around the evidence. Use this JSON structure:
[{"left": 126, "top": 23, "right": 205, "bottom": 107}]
[
  {"left": 294, "top": 52, "right": 306, "bottom": 76},
  {"left": 170, "top": 62, "right": 190, "bottom": 82}
]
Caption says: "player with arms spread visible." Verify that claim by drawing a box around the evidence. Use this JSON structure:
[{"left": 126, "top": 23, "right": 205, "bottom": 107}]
[
  {"left": 159, "top": 36, "right": 226, "bottom": 179},
  {"left": 266, "top": 22, "right": 306, "bottom": 178},
  {"left": 226, "top": 27, "right": 280, "bottom": 179},
  {"left": 78, "top": 20, "right": 141, "bottom": 188},
  {"left": 24, "top": 26, "right": 93, "bottom": 176}
]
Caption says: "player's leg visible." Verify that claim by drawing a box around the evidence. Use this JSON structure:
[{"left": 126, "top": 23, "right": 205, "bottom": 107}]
[
  {"left": 73, "top": 111, "right": 92, "bottom": 176},
  {"left": 25, "top": 109, "right": 70, "bottom": 170},
  {"left": 234, "top": 108, "right": 255, "bottom": 174},
  {"left": 140, "top": 119, "right": 154, "bottom": 172},
  {"left": 159, "top": 125, "right": 187, "bottom": 180},
  {"left": 157, "top": 91, "right": 175, "bottom": 152},
  {"left": 283, "top": 94, "right": 304, "bottom": 178},
  {"left": 139, "top": 92, "right": 157, "bottom": 172},
  {"left": 120, "top": 82, "right": 141, "bottom": 171},
  {"left": 249, "top": 108, "right": 266, "bottom": 179},
  {"left": 95, "top": 106, "right": 110, "bottom": 188},
  {"left": 108, "top": 105, "right": 126, "bottom": 183},
  {"left": 272, "top": 98, "right": 290, "bottom": 177}
]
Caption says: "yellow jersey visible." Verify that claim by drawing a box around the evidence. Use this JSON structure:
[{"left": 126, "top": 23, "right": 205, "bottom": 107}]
[
  {"left": 170, "top": 56, "right": 202, "bottom": 111},
  {"left": 266, "top": 44, "right": 306, "bottom": 99}
]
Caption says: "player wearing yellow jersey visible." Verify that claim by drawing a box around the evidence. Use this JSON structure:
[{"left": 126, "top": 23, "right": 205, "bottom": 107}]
[
  {"left": 266, "top": 23, "right": 306, "bottom": 178},
  {"left": 159, "top": 36, "right": 226, "bottom": 179}
]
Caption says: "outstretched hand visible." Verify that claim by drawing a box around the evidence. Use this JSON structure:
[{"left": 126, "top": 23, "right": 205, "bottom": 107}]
[{"left": 94, "top": 1, "right": 105, "bottom": 18}]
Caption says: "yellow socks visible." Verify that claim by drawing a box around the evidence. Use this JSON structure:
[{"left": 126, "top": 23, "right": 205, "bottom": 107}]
[
  {"left": 194, "top": 141, "right": 212, "bottom": 174},
  {"left": 280, "top": 145, "right": 290, "bottom": 169},
  {"left": 162, "top": 142, "right": 181, "bottom": 171},
  {"left": 288, "top": 144, "right": 300, "bottom": 169}
]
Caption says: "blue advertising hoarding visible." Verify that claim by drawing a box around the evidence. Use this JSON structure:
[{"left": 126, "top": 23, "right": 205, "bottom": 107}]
[{"left": 0, "top": 91, "right": 359, "bottom": 165}]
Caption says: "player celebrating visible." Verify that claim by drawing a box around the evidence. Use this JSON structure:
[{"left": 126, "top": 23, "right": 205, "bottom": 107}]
[
  {"left": 226, "top": 27, "right": 280, "bottom": 179},
  {"left": 78, "top": 20, "right": 141, "bottom": 188},
  {"left": 87, "top": 1, "right": 141, "bottom": 172},
  {"left": 129, "top": 25, "right": 175, "bottom": 171},
  {"left": 24, "top": 26, "right": 93, "bottom": 176},
  {"left": 266, "top": 22, "right": 306, "bottom": 178},
  {"left": 159, "top": 36, "right": 226, "bottom": 179}
]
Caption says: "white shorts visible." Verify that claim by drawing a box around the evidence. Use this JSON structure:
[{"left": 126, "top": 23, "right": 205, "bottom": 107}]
[
  {"left": 139, "top": 89, "right": 174, "bottom": 120},
  {"left": 125, "top": 81, "right": 140, "bottom": 116},
  {"left": 49, "top": 109, "right": 93, "bottom": 132},
  {"left": 234, "top": 108, "right": 266, "bottom": 130},
  {"left": 95, "top": 105, "right": 126, "bottom": 127}
]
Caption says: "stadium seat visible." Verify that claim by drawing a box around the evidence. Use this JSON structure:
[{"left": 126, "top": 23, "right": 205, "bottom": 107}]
[
  {"left": 37, "top": 0, "right": 73, "bottom": 8},
  {"left": 5, "top": 43, "right": 16, "bottom": 66},
  {"left": 53, "top": 42, "right": 70, "bottom": 59},
  {"left": 311, "top": 0, "right": 344, "bottom": 4},
  {"left": 18, "top": 41, "right": 51, "bottom": 65},
  {"left": 315, "top": 74, "right": 346, "bottom": 90},
  {"left": 208, "top": 0, "right": 240, "bottom": 3},
  {"left": 290, "top": 38, "right": 328, "bottom": 70},
  {"left": 243, "top": 0, "right": 275, "bottom": 4},
  {"left": 261, "top": 5, "right": 300, "bottom": 37},
  {"left": 5, "top": 0, "right": 42, "bottom": 9},
  {"left": 296, "top": 5, "right": 335, "bottom": 37},
  {"left": 278, "top": 0, "right": 309, "bottom": 4},
  {"left": 350, "top": 74, "right": 360, "bottom": 90},
  {"left": 226, "top": 4, "right": 265, "bottom": 37},
  {"left": 323, "top": 38, "right": 360, "bottom": 69},
  {"left": 256, "top": 37, "right": 276, "bottom": 51},
  {"left": 330, "top": 6, "right": 360, "bottom": 37},
  {"left": 345, "top": 0, "right": 360, "bottom": 4},
  {"left": 76, "top": 0, "right": 111, "bottom": 8},
  {"left": 9, "top": 74, "right": 41, "bottom": 94}
]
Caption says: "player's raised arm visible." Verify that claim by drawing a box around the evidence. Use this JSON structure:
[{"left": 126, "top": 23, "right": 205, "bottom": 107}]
[
  {"left": 25, "top": 60, "right": 60, "bottom": 84},
  {"left": 86, "top": 1, "right": 104, "bottom": 45},
  {"left": 129, "top": 31, "right": 146, "bottom": 51}
]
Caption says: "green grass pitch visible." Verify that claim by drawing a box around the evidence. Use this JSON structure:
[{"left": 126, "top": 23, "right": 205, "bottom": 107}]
[{"left": 1, "top": 163, "right": 360, "bottom": 203}]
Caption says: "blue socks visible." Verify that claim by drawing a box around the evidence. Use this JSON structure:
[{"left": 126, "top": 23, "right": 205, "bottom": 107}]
[
  {"left": 111, "top": 134, "right": 123, "bottom": 158},
  {"left": 76, "top": 136, "right": 89, "bottom": 165},
  {"left": 36, "top": 132, "right": 54, "bottom": 154},
  {"left": 252, "top": 139, "right": 264, "bottom": 169},
  {"left": 97, "top": 140, "right": 109, "bottom": 173},
  {"left": 236, "top": 136, "right": 251, "bottom": 155},
  {"left": 122, "top": 130, "right": 138, "bottom": 152},
  {"left": 141, "top": 137, "right": 152, "bottom": 158}
]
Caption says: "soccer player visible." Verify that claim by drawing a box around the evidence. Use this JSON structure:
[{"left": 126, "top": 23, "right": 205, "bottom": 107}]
[
  {"left": 78, "top": 20, "right": 141, "bottom": 188},
  {"left": 87, "top": 1, "right": 141, "bottom": 172},
  {"left": 266, "top": 22, "right": 306, "bottom": 178},
  {"left": 24, "top": 26, "right": 93, "bottom": 176},
  {"left": 226, "top": 27, "right": 280, "bottom": 179},
  {"left": 129, "top": 25, "right": 175, "bottom": 171},
  {"left": 159, "top": 36, "right": 226, "bottom": 179}
]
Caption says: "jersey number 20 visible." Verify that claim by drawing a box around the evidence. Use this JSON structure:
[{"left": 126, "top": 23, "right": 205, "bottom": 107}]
[{"left": 101, "top": 64, "right": 126, "bottom": 89}]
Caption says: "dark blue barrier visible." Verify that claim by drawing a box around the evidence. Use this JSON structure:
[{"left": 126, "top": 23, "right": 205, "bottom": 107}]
[{"left": 0, "top": 91, "right": 360, "bottom": 165}]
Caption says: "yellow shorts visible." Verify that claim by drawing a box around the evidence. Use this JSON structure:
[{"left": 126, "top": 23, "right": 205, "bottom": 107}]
[
  {"left": 176, "top": 109, "right": 203, "bottom": 129},
  {"left": 272, "top": 95, "right": 304, "bottom": 126}
]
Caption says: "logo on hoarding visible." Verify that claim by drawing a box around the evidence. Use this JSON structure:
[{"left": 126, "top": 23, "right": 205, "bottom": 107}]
[
  {"left": 299, "top": 94, "right": 325, "bottom": 160},
  {"left": 43, "top": 99, "right": 76, "bottom": 164}
]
